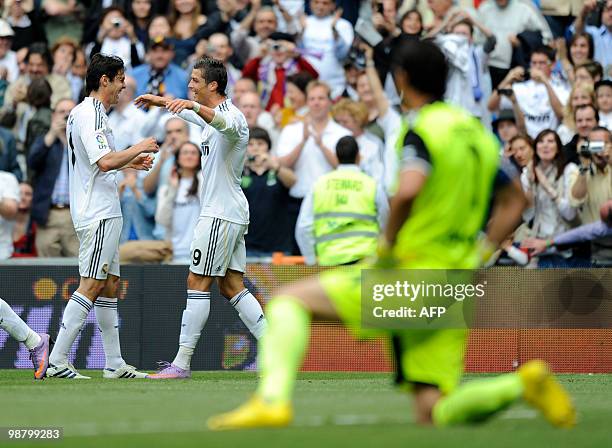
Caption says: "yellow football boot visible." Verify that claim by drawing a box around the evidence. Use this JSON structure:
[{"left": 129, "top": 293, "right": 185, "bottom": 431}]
[
  {"left": 207, "top": 396, "right": 293, "bottom": 430},
  {"left": 518, "top": 360, "right": 576, "bottom": 428}
]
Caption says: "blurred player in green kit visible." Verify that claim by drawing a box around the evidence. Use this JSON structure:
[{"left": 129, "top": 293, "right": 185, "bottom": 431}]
[{"left": 208, "top": 40, "right": 576, "bottom": 430}]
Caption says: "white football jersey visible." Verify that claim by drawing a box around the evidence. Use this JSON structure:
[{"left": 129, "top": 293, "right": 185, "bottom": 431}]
[
  {"left": 67, "top": 97, "right": 122, "bottom": 230},
  {"left": 178, "top": 99, "right": 249, "bottom": 225}
]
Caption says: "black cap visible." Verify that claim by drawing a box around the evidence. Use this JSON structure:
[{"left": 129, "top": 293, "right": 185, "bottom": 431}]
[
  {"left": 149, "top": 36, "right": 173, "bottom": 50},
  {"left": 492, "top": 109, "right": 516, "bottom": 130},
  {"left": 268, "top": 32, "right": 295, "bottom": 43}
]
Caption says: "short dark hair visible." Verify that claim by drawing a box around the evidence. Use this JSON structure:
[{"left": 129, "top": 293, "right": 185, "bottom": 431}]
[
  {"left": 27, "top": 78, "right": 52, "bottom": 108},
  {"left": 86, "top": 53, "right": 125, "bottom": 95},
  {"left": 26, "top": 42, "right": 52, "bottom": 69},
  {"left": 287, "top": 72, "right": 315, "bottom": 94},
  {"left": 392, "top": 39, "right": 448, "bottom": 101},
  {"left": 249, "top": 127, "right": 271, "bottom": 150},
  {"left": 574, "top": 104, "right": 599, "bottom": 122},
  {"left": 590, "top": 126, "right": 611, "bottom": 142},
  {"left": 531, "top": 45, "right": 556, "bottom": 63},
  {"left": 193, "top": 57, "right": 227, "bottom": 96},
  {"left": 451, "top": 19, "right": 473, "bottom": 36},
  {"left": 336, "top": 135, "right": 359, "bottom": 164}
]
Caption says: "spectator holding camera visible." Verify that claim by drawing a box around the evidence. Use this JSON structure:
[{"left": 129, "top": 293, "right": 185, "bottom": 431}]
[
  {"left": 231, "top": 3, "right": 297, "bottom": 65},
  {"left": 521, "top": 129, "right": 579, "bottom": 267},
  {"left": 242, "top": 127, "right": 296, "bottom": 257},
  {"left": 489, "top": 47, "right": 569, "bottom": 139},
  {"left": 242, "top": 32, "right": 318, "bottom": 112},
  {"left": 300, "top": 0, "right": 354, "bottom": 99},
  {"left": 155, "top": 141, "right": 203, "bottom": 262},
  {"left": 572, "top": 0, "right": 612, "bottom": 77},
  {"left": 87, "top": 7, "right": 145, "bottom": 71},
  {"left": 26, "top": 98, "right": 78, "bottom": 257},
  {"left": 570, "top": 126, "right": 612, "bottom": 223},
  {"left": 563, "top": 104, "right": 600, "bottom": 165}
]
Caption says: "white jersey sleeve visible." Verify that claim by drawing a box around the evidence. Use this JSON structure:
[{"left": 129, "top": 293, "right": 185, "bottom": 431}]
[{"left": 177, "top": 105, "right": 243, "bottom": 142}]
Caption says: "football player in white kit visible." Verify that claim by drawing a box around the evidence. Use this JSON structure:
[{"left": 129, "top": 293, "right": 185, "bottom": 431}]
[
  {"left": 135, "top": 57, "right": 267, "bottom": 378},
  {"left": 47, "top": 54, "right": 159, "bottom": 379}
]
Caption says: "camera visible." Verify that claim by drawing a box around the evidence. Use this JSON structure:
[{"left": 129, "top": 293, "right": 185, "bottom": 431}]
[
  {"left": 270, "top": 42, "right": 285, "bottom": 52},
  {"left": 346, "top": 47, "right": 366, "bottom": 70},
  {"left": 498, "top": 88, "right": 513, "bottom": 97},
  {"left": 579, "top": 140, "right": 605, "bottom": 157},
  {"left": 247, "top": 155, "right": 257, "bottom": 162},
  {"left": 111, "top": 18, "right": 122, "bottom": 28}
]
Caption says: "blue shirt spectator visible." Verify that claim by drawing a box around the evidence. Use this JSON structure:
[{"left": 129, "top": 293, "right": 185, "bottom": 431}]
[{"left": 129, "top": 37, "right": 189, "bottom": 99}]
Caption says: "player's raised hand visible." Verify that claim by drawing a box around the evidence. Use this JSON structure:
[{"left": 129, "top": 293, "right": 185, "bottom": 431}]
[
  {"left": 134, "top": 94, "right": 167, "bottom": 109},
  {"left": 166, "top": 99, "right": 193, "bottom": 114},
  {"left": 135, "top": 137, "right": 159, "bottom": 154},
  {"left": 129, "top": 154, "right": 155, "bottom": 171}
]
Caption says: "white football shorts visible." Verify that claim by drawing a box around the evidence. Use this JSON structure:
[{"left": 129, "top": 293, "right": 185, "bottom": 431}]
[
  {"left": 76, "top": 217, "right": 122, "bottom": 280},
  {"left": 189, "top": 216, "right": 247, "bottom": 276}
]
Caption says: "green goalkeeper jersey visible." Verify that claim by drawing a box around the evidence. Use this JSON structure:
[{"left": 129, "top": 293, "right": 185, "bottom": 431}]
[{"left": 392, "top": 102, "right": 500, "bottom": 269}]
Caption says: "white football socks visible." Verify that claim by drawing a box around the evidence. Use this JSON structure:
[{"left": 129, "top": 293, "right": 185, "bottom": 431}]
[
  {"left": 95, "top": 297, "right": 124, "bottom": 370},
  {"left": 49, "top": 292, "right": 92, "bottom": 366},
  {"left": 173, "top": 290, "right": 211, "bottom": 370},
  {"left": 230, "top": 289, "right": 267, "bottom": 340},
  {"left": 0, "top": 297, "right": 41, "bottom": 349}
]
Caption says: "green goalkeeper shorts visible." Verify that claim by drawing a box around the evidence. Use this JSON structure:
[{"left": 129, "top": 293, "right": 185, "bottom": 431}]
[{"left": 320, "top": 264, "right": 467, "bottom": 394}]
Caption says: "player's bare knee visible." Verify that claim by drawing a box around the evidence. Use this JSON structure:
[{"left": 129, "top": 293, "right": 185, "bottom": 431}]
[
  {"left": 187, "top": 271, "right": 214, "bottom": 292},
  {"left": 218, "top": 273, "right": 245, "bottom": 299},
  {"left": 78, "top": 277, "right": 105, "bottom": 301},
  {"left": 101, "top": 275, "right": 120, "bottom": 298}
]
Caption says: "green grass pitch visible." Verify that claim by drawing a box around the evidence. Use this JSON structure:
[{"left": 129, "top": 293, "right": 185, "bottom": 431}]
[{"left": 1, "top": 371, "right": 611, "bottom": 448}]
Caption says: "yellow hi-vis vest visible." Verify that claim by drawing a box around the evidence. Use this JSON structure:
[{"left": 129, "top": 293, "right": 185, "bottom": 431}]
[{"left": 312, "top": 167, "right": 379, "bottom": 266}]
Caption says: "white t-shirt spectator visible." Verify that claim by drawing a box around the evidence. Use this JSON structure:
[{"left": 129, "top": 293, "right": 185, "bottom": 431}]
[
  {"left": 107, "top": 103, "right": 147, "bottom": 151},
  {"left": 0, "top": 50, "right": 19, "bottom": 82},
  {"left": 301, "top": 15, "right": 354, "bottom": 99},
  {"left": 0, "top": 171, "right": 19, "bottom": 259},
  {"left": 503, "top": 79, "right": 570, "bottom": 138},
  {"left": 276, "top": 119, "right": 351, "bottom": 198}
]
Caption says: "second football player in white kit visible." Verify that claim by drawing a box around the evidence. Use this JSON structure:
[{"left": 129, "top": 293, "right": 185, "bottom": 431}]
[{"left": 135, "top": 57, "right": 267, "bottom": 378}]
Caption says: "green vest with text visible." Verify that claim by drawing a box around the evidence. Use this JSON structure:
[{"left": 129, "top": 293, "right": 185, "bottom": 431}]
[
  {"left": 312, "top": 168, "right": 379, "bottom": 266},
  {"left": 393, "top": 102, "right": 500, "bottom": 269}
]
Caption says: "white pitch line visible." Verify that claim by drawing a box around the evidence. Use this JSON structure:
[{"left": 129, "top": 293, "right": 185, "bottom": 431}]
[{"left": 61, "top": 411, "right": 537, "bottom": 438}]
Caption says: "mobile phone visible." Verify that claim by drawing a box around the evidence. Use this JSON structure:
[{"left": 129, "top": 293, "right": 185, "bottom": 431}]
[
  {"left": 498, "top": 88, "right": 513, "bottom": 97},
  {"left": 355, "top": 18, "right": 383, "bottom": 48}
]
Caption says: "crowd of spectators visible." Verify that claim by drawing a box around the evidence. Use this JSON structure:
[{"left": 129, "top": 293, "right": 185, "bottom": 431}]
[{"left": 0, "top": 0, "right": 610, "bottom": 267}]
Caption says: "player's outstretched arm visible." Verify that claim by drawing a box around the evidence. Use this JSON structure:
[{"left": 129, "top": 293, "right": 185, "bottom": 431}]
[
  {"left": 166, "top": 99, "right": 216, "bottom": 124},
  {"left": 97, "top": 137, "right": 159, "bottom": 172},
  {"left": 134, "top": 94, "right": 169, "bottom": 109}
]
